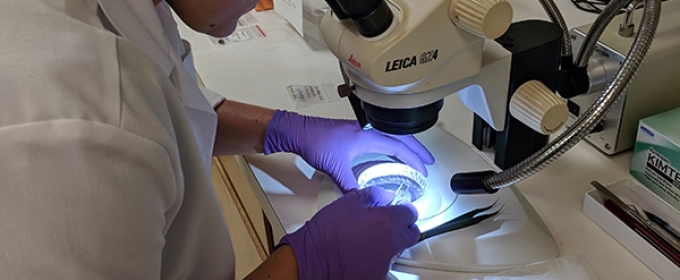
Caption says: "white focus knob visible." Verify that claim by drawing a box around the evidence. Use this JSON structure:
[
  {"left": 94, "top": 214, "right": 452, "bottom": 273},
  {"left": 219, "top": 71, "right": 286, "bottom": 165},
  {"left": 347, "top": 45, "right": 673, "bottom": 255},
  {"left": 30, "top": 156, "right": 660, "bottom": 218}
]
[
  {"left": 509, "top": 80, "right": 568, "bottom": 135},
  {"left": 451, "top": 0, "right": 513, "bottom": 39}
]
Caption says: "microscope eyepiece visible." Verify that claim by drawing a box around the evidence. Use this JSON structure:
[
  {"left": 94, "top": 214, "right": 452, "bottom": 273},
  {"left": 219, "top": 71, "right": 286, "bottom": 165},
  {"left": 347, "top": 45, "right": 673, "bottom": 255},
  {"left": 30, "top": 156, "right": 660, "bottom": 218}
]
[
  {"left": 327, "top": 0, "right": 394, "bottom": 37},
  {"left": 323, "top": 0, "right": 349, "bottom": 19}
]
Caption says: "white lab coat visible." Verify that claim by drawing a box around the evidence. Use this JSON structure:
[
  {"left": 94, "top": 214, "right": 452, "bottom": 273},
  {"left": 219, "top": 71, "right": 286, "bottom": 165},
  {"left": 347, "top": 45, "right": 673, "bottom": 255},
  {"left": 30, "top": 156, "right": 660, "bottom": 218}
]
[{"left": 0, "top": 0, "right": 235, "bottom": 278}]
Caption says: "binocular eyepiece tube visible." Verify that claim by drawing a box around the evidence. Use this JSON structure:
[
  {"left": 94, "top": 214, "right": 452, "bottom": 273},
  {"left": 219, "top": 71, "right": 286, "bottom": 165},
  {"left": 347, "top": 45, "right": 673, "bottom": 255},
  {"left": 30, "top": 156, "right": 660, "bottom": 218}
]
[{"left": 324, "top": 0, "right": 394, "bottom": 37}]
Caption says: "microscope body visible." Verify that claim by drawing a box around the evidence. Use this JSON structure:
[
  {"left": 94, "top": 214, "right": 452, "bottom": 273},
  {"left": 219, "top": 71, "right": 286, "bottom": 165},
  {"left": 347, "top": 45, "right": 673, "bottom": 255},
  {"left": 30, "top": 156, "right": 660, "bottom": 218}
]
[
  {"left": 320, "top": 0, "right": 484, "bottom": 105},
  {"left": 320, "top": 0, "right": 567, "bottom": 169}
]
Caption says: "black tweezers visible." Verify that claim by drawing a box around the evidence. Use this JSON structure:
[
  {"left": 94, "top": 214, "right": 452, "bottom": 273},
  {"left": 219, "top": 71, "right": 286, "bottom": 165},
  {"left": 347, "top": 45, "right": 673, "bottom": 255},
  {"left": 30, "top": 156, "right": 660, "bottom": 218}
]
[{"left": 418, "top": 200, "right": 501, "bottom": 242}]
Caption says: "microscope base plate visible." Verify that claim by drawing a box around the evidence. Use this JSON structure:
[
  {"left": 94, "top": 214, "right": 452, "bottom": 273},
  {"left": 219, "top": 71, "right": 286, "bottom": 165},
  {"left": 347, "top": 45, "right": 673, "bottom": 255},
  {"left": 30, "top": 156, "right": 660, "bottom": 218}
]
[{"left": 317, "top": 127, "right": 559, "bottom": 272}]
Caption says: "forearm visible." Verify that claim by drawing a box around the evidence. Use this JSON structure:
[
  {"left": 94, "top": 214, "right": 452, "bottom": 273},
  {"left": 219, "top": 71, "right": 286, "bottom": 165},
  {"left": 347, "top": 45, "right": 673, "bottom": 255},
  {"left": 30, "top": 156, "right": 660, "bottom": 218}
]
[
  {"left": 244, "top": 245, "right": 299, "bottom": 280},
  {"left": 213, "top": 100, "right": 275, "bottom": 156}
]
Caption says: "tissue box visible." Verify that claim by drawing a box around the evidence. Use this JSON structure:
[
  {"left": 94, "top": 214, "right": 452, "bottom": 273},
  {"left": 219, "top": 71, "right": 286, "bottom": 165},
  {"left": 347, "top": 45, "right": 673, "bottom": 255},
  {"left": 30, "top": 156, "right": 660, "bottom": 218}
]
[
  {"left": 583, "top": 178, "right": 680, "bottom": 279},
  {"left": 630, "top": 107, "right": 680, "bottom": 211}
]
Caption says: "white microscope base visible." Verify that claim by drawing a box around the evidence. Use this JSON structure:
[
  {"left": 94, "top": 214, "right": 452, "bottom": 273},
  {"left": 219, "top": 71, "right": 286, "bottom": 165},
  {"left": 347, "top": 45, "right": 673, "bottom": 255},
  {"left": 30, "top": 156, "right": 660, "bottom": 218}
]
[{"left": 317, "top": 127, "right": 559, "bottom": 272}]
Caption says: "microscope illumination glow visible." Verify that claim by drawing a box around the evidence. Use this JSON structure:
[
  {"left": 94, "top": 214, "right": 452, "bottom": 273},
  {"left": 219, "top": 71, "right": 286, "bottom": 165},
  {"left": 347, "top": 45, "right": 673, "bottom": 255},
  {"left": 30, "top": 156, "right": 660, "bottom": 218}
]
[{"left": 356, "top": 162, "right": 444, "bottom": 220}]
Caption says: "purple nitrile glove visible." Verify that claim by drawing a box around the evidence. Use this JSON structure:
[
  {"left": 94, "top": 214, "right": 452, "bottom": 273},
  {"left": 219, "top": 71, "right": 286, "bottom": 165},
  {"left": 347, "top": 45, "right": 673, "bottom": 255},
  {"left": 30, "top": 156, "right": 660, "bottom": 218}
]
[
  {"left": 263, "top": 110, "right": 435, "bottom": 193},
  {"left": 278, "top": 186, "right": 420, "bottom": 280}
]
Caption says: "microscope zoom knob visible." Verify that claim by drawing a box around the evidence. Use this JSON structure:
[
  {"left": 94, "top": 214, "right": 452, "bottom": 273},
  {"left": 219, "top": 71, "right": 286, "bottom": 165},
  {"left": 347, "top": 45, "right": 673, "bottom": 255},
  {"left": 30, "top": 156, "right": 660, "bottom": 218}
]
[
  {"left": 451, "top": 0, "right": 513, "bottom": 39},
  {"left": 509, "top": 80, "right": 569, "bottom": 135}
]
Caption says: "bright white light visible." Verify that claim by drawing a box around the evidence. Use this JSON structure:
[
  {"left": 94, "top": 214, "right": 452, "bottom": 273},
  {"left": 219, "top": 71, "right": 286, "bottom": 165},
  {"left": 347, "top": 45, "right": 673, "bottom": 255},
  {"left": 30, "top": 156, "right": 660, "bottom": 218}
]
[
  {"left": 357, "top": 162, "right": 426, "bottom": 203},
  {"left": 357, "top": 162, "right": 442, "bottom": 219}
]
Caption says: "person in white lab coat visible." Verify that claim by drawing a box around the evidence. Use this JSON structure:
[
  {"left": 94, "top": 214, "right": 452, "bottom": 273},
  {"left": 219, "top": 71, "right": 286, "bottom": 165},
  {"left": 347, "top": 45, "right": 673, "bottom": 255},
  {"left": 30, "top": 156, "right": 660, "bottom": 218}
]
[{"left": 0, "top": 0, "right": 433, "bottom": 279}]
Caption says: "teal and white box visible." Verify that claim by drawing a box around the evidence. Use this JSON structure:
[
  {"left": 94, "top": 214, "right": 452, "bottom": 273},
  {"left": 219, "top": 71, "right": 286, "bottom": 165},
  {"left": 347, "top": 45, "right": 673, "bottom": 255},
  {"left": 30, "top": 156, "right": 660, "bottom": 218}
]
[{"left": 630, "top": 107, "right": 680, "bottom": 211}]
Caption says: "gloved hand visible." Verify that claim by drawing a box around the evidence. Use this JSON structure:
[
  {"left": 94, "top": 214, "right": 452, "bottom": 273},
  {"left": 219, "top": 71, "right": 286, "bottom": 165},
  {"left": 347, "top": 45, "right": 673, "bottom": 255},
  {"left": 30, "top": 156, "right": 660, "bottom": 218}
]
[
  {"left": 264, "top": 110, "right": 435, "bottom": 193},
  {"left": 278, "top": 186, "right": 420, "bottom": 280}
]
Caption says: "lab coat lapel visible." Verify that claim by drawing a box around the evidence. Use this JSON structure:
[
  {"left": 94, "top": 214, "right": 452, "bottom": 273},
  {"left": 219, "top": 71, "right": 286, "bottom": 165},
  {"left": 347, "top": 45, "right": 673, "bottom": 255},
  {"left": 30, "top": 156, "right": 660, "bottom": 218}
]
[
  {"left": 97, "top": 0, "right": 174, "bottom": 80},
  {"left": 98, "top": 0, "right": 217, "bottom": 169}
]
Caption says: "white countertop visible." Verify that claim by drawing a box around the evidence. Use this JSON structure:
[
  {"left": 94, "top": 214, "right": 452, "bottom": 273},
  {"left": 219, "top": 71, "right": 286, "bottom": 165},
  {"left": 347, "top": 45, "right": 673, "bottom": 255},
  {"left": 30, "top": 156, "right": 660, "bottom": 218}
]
[{"left": 178, "top": 1, "right": 661, "bottom": 278}]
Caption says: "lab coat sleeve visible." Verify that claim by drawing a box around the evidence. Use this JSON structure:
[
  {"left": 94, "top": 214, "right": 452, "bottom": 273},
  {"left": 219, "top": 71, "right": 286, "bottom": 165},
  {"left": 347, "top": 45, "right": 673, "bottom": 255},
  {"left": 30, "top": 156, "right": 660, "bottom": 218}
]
[
  {"left": 0, "top": 119, "right": 181, "bottom": 279},
  {"left": 179, "top": 39, "right": 226, "bottom": 108},
  {"left": 200, "top": 86, "right": 227, "bottom": 108}
]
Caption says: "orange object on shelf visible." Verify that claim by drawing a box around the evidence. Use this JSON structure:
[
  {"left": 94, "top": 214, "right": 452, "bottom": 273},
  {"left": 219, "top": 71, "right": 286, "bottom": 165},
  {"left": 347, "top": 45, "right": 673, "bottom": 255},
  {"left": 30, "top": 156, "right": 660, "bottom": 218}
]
[{"left": 255, "top": 0, "right": 273, "bottom": 11}]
